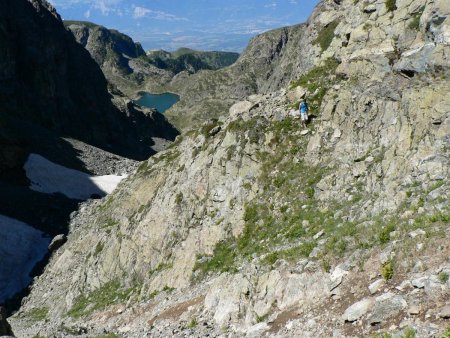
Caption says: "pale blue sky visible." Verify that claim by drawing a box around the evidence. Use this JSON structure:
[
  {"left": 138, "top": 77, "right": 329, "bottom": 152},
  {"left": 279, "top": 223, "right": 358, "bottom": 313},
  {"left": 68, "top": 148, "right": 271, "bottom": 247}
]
[{"left": 48, "top": 0, "right": 320, "bottom": 51}]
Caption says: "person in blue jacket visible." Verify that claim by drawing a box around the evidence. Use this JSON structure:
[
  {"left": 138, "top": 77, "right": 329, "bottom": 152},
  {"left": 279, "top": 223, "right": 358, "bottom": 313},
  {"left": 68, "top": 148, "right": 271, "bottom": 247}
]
[{"left": 299, "top": 99, "right": 309, "bottom": 128}]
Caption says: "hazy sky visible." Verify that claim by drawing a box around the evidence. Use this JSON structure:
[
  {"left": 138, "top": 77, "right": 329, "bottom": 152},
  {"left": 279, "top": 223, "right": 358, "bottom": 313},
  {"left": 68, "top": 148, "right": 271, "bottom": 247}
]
[{"left": 48, "top": 0, "right": 320, "bottom": 52}]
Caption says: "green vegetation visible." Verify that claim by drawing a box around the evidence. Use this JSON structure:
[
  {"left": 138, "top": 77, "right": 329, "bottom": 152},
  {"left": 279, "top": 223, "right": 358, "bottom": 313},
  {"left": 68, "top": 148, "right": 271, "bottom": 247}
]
[
  {"left": 67, "top": 280, "right": 141, "bottom": 318},
  {"left": 363, "top": 22, "right": 372, "bottom": 31},
  {"left": 378, "top": 223, "right": 395, "bottom": 244},
  {"left": 175, "top": 192, "right": 183, "bottom": 205},
  {"left": 200, "top": 119, "right": 221, "bottom": 137},
  {"left": 96, "top": 334, "right": 122, "bottom": 338},
  {"left": 314, "top": 20, "right": 339, "bottom": 52},
  {"left": 408, "top": 6, "right": 425, "bottom": 31},
  {"left": 193, "top": 111, "right": 449, "bottom": 281},
  {"left": 385, "top": 0, "right": 397, "bottom": 12},
  {"left": 403, "top": 327, "right": 416, "bottom": 338},
  {"left": 442, "top": 327, "right": 450, "bottom": 338},
  {"left": 148, "top": 262, "right": 173, "bottom": 277},
  {"left": 438, "top": 271, "right": 449, "bottom": 283},
  {"left": 27, "top": 307, "right": 48, "bottom": 322},
  {"left": 187, "top": 318, "right": 198, "bottom": 328},
  {"left": 382, "top": 261, "right": 394, "bottom": 280},
  {"left": 94, "top": 241, "right": 104, "bottom": 256},
  {"left": 290, "top": 58, "right": 340, "bottom": 114}
]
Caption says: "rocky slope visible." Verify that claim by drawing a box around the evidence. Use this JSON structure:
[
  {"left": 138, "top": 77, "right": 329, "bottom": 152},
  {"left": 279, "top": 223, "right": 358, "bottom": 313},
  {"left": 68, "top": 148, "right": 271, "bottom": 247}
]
[{"left": 9, "top": 0, "right": 450, "bottom": 337}]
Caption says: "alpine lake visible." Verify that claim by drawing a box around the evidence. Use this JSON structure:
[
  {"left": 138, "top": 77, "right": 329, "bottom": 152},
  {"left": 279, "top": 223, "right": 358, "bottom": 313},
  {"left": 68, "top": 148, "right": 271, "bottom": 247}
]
[{"left": 134, "top": 92, "right": 180, "bottom": 113}]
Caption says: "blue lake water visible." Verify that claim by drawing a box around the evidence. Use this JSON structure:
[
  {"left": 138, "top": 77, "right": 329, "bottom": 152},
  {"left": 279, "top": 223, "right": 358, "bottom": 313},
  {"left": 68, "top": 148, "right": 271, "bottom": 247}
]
[{"left": 135, "top": 92, "right": 180, "bottom": 113}]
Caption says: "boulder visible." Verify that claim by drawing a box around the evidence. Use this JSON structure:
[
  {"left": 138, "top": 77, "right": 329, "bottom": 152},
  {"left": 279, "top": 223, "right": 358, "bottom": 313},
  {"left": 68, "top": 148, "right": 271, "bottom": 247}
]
[
  {"left": 229, "top": 101, "right": 254, "bottom": 117},
  {"left": 368, "top": 279, "right": 385, "bottom": 294},
  {"left": 367, "top": 293, "right": 407, "bottom": 324},
  {"left": 287, "top": 86, "right": 306, "bottom": 103},
  {"left": 342, "top": 298, "right": 374, "bottom": 322},
  {"left": 439, "top": 305, "right": 450, "bottom": 319}
]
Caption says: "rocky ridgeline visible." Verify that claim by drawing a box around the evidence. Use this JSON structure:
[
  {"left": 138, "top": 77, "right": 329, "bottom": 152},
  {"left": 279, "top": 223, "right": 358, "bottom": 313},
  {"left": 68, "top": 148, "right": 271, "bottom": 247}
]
[
  {"left": 65, "top": 22, "right": 240, "bottom": 97},
  {"left": 9, "top": 0, "right": 450, "bottom": 337}
]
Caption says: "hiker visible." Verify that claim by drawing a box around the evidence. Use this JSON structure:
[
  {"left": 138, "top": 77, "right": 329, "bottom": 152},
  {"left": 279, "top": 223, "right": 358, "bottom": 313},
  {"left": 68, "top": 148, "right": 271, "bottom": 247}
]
[{"left": 299, "top": 99, "right": 309, "bottom": 128}]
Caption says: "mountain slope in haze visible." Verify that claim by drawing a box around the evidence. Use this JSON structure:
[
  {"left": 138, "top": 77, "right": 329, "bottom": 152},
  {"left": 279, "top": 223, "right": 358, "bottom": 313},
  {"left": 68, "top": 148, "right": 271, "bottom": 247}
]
[
  {"left": 9, "top": 0, "right": 449, "bottom": 337},
  {"left": 146, "top": 47, "right": 240, "bottom": 73},
  {"left": 65, "top": 21, "right": 240, "bottom": 96}
]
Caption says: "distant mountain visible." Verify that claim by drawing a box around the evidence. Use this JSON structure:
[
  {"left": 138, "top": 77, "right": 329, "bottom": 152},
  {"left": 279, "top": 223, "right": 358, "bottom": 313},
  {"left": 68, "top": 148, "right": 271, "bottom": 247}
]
[
  {"left": 146, "top": 48, "right": 240, "bottom": 73},
  {"left": 64, "top": 21, "right": 239, "bottom": 95}
]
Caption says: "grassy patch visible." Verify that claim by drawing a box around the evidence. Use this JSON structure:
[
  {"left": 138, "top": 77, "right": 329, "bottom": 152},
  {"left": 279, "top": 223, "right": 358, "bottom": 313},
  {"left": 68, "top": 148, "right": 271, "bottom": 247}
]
[
  {"left": 385, "top": 0, "right": 397, "bottom": 12},
  {"left": 438, "top": 272, "right": 449, "bottom": 284},
  {"left": 314, "top": 20, "right": 339, "bottom": 52},
  {"left": 67, "top": 280, "right": 141, "bottom": 318},
  {"left": 187, "top": 318, "right": 198, "bottom": 328},
  {"left": 27, "top": 307, "right": 48, "bottom": 322},
  {"left": 442, "top": 327, "right": 450, "bottom": 338},
  {"left": 408, "top": 6, "right": 425, "bottom": 31}
]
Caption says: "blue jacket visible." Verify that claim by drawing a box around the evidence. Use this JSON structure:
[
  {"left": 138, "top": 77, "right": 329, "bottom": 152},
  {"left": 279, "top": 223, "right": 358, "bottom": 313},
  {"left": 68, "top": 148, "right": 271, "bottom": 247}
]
[{"left": 300, "top": 102, "right": 308, "bottom": 113}]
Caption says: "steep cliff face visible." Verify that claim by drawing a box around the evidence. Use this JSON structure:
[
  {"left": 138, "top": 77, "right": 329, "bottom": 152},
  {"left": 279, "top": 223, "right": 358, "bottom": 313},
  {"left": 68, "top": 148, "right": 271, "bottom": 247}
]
[
  {"left": 10, "top": 0, "right": 449, "bottom": 337},
  {"left": 0, "top": 0, "right": 177, "bottom": 165}
]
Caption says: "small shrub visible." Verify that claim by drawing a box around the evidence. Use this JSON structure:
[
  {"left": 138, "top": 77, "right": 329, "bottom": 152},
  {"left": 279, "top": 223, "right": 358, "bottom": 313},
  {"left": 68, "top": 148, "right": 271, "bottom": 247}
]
[
  {"left": 438, "top": 272, "right": 449, "bottom": 283},
  {"left": 187, "top": 318, "right": 198, "bottom": 328},
  {"left": 175, "top": 192, "right": 183, "bottom": 205},
  {"left": 385, "top": 0, "right": 397, "bottom": 12},
  {"left": 382, "top": 261, "right": 394, "bottom": 280},
  {"left": 321, "top": 259, "right": 331, "bottom": 272},
  {"left": 378, "top": 223, "right": 395, "bottom": 244},
  {"left": 363, "top": 22, "right": 372, "bottom": 31}
]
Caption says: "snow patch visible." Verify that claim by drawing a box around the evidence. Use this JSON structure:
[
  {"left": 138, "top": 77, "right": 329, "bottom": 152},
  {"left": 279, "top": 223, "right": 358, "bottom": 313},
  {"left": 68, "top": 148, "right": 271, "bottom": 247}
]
[
  {"left": 24, "top": 153, "right": 126, "bottom": 200},
  {"left": 0, "top": 215, "right": 50, "bottom": 303}
]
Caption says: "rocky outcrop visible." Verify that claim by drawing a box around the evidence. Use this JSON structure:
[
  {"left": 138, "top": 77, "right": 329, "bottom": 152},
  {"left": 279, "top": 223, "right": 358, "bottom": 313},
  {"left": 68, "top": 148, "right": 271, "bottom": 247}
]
[{"left": 8, "top": 0, "right": 449, "bottom": 337}]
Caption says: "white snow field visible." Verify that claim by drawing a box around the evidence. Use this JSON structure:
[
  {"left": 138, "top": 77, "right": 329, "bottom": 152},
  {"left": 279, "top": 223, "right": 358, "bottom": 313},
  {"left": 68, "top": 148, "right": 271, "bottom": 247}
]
[
  {"left": 24, "top": 153, "right": 126, "bottom": 200},
  {"left": 0, "top": 215, "right": 50, "bottom": 303}
]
